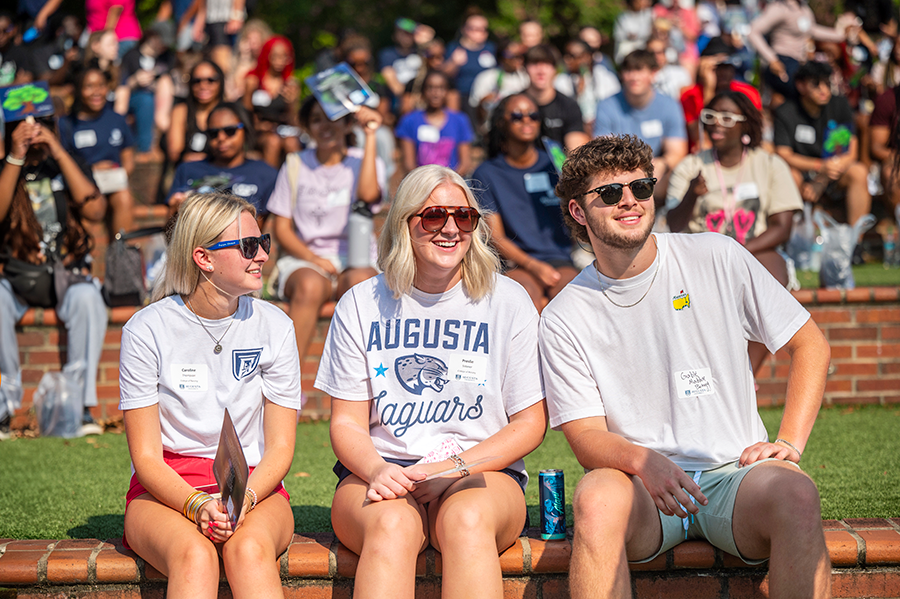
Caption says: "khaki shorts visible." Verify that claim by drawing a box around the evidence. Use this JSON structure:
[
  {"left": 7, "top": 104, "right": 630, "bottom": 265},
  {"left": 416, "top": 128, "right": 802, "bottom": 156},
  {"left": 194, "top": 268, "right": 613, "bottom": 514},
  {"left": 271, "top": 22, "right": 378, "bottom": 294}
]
[{"left": 631, "top": 458, "right": 802, "bottom": 565}]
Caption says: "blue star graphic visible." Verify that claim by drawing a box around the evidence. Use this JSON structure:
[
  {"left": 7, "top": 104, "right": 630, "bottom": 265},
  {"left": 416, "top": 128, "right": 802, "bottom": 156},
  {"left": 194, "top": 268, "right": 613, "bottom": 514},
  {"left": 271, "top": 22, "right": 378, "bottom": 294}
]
[{"left": 374, "top": 363, "right": 388, "bottom": 377}]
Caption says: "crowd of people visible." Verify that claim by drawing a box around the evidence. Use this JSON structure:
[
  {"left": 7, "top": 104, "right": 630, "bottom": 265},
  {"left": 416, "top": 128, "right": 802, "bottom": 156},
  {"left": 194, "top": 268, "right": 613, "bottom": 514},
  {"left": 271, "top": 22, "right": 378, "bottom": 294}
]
[{"left": 0, "top": 0, "right": 893, "bottom": 596}]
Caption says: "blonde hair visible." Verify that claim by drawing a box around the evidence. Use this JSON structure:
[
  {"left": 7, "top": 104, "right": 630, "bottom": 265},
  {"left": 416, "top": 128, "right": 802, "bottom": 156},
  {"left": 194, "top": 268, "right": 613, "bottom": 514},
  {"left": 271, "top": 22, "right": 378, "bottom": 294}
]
[
  {"left": 378, "top": 165, "right": 499, "bottom": 300},
  {"left": 151, "top": 193, "right": 256, "bottom": 302}
]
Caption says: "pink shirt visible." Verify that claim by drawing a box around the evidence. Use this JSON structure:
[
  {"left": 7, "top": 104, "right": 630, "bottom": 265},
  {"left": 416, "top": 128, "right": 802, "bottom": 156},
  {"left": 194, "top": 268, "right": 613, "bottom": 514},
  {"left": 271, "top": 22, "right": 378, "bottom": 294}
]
[
  {"left": 85, "top": 0, "right": 142, "bottom": 41},
  {"left": 749, "top": 0, "right": 844, "bottom": 64}
]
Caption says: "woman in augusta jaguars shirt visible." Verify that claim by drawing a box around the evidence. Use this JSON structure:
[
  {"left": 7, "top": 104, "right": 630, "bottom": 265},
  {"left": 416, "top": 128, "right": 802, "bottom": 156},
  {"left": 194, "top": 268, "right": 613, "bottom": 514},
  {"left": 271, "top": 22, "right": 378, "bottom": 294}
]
[{"left": 315, "top": 165, "right": 547, "bottom": 599}]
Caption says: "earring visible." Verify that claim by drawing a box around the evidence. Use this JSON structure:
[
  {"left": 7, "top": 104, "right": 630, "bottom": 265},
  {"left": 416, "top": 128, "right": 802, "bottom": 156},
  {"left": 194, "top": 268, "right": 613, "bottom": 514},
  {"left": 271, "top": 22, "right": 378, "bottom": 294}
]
[
  {"left": 208, "top": 267, "right": 213, "bottom": 271},
  {"left": 741, "top": 134, "right": 751, "bottom": 145}
]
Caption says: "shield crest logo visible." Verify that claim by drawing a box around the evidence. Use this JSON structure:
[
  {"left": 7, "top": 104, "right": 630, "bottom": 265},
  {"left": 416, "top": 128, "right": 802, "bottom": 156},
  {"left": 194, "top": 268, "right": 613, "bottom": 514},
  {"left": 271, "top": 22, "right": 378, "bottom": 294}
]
[{"left": 233, "top": 348, "right": 262, "bottom": 380}]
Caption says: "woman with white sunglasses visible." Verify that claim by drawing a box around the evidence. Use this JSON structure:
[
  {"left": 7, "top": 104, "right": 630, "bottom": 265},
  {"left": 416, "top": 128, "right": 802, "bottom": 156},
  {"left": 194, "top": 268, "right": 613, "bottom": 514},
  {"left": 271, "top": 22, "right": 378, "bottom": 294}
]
[{"left": 667, "top": 90, "right": 803, "bottom": 375}]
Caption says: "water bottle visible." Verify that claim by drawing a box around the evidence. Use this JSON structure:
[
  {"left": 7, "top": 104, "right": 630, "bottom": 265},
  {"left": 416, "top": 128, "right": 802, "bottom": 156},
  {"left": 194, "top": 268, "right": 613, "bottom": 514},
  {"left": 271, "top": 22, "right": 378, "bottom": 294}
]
[
  {"left": 810, "top": 235, "right": 824, "bottom": 273},
  {"left": 885, "top": 227, "right": 899, "bottom": 269},
  {"left": 347, "top": 200, "right": 373, "bottom": 269}
]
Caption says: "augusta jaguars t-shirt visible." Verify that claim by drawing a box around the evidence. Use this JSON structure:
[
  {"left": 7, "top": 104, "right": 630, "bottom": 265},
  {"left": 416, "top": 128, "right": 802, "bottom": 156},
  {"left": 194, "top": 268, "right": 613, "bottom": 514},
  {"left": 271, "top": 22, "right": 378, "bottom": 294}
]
[{"left": 314, "top": 274, "right": 544, "bottom": 481}]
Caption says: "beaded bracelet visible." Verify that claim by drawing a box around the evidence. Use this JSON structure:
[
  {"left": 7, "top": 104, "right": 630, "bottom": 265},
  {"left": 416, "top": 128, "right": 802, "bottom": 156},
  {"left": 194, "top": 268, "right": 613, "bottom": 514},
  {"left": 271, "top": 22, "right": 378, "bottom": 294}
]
[
  {"left": 245, "top": 487, "right": 258, "bottom": 512},
  {"left": 182, "top": 490, "right": 215, "bottom": 524},
  {"left": 774, "top": 438, "right": 802, "bottom": 458},
  {"left": 449, "top": 454, "right": 470, "bottom": 478}
]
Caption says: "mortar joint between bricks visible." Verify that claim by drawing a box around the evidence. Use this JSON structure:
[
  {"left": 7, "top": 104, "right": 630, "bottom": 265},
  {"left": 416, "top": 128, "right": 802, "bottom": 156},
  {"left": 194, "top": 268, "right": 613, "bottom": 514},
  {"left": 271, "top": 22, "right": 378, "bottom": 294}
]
[
  {"left": 521, "top": 537, "right": 533, "bottom": 574},
  {"left": 87, "top": 545, "right": 102, "bottom": 584},
  {"left": 327, "top": 536, "right": 338, "bottom": 578},
  {"left": 843, "top": 523, "right": 866, "bottom": 566},
  {"left": 36, "top": 542, "right": 56, "bottom": 584}
]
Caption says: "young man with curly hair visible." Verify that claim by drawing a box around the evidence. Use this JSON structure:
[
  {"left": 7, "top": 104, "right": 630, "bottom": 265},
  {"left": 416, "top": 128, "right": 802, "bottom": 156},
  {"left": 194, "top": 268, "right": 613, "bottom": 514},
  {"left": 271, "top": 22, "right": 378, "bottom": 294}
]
[{"left": 540, "top": 134, "right": 833, "bottom": 599}]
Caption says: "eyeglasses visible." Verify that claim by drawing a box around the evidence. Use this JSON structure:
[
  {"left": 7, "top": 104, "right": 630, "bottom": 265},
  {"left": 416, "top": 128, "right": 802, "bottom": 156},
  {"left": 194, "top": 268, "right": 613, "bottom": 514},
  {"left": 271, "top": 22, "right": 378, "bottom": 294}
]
[
  {"left": 412, "top": 206, "right": 481, "bottom": 233},
  {"left": 583, "top": 177, "right": 657, "bottom": 205},
  {"left": 206, "top": 233, "right": 271, "bottom": 259},
  {"left": 191, "top": 76, "right": 220, "bottom": 85},
  {"left": 207, "top": 123, "right": 244, "bottom": 138},
  {"left": 509, "top": 111, "right": 540, "bottom": 122},
  {"left": 699, "top": 108, "right": 747, "bottom": 128}
]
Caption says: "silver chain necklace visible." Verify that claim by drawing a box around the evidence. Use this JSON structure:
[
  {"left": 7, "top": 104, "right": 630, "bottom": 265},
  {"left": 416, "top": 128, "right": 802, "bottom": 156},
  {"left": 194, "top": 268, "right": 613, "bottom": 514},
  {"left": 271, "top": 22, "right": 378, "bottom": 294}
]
[
  {"left": 594, "top": 235, "right": 660, "bottom": 309},
  {"left": 187, "top": 298, "right": 236, "bottom": 354}
]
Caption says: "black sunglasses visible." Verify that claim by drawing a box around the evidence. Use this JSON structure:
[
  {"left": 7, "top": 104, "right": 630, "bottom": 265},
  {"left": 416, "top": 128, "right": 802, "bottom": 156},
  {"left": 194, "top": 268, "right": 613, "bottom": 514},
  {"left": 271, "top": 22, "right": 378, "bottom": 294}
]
[
  {"left": 583, "top": 177, "right": 657, "bottom": 205},
  {"left": 206, "top": 233, "right": 271, "bottom": 259},
  {"left": 207, "top": 123, "right": 244, "bottom": 138},
  {"left": 509, "top": 111, "right": 540, "bottom": 122},
  {"left": 412, "top": 206, "right": 481, "bottom": 233},
  {"left": 191, "top": 76, "right": 220, "bottom": 85}
]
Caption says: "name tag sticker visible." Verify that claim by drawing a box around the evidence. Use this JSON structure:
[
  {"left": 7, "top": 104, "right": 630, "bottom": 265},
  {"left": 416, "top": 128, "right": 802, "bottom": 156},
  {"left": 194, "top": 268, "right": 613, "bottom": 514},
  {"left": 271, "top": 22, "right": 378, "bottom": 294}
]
[
  {"left": 171, "top": 364, "right": 208, "bottom": 392},
  {"left": 797, "top": 17, "right": 811, "bottom": 32},
  {"left": 417, "top": 124, "right": 441, "bottom": 143},
  {"left": 735, "top": 182, "right": 759, "bottom": 201},
  {"left": 74, "top": 129, "right": 98, "bottom": 149},
  {"left": 795, "top": 124, "right": 816, "bottom": 144},
  {"left": 478, "top": 52, "right": 497, "bottom": 68},
  {"left": 449, "top": 354, "right": 487, "bottom": 384},
  {"left": 640, "top": 119, "right": 664, "bottom": 139},
  {"left": 524, "top": 171, "right": 551, "bottom": 193},
  {"left": 675, "top": 368, "right": 714, "bottom": 398},
  {"left": 190, "top": 132, "right": 207, "bottom": 152}
]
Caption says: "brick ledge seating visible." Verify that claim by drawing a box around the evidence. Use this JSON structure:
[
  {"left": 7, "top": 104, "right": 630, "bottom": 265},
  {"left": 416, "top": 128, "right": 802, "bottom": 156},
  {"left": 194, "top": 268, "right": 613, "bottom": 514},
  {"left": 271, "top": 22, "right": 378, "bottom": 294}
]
[{"left": 1, "top": 520, "right": 899, "bottom": 598}]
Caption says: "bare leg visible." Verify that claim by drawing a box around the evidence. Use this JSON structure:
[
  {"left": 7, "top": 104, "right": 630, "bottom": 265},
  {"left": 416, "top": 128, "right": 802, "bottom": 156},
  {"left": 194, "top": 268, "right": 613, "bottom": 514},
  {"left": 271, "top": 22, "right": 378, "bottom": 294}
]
[
  {"left": 124, "top": 493, "right": 220, "bottom": 599},
  {"left": 259, "top": 131, "right": 283, "bottom": 169},
  {"left": 337, "top": 267, "right": 378, "bottom": 298},
  {"left": 284, "top": 268, "right": 332, "bottom": 360},
  {"left": 222, "top": 493, "right": 294, "bottom": 599},
  {"left": 839, "top": 162, "right": 872, "bottom": 227},
  {"left": 505, "top": 268, "right": 543, "bottom": 312},
  {"left": 429, "top": 472, "right": 526, "bottom": 599},
  {"left": 732, "top": 461, "right": 831, "bottom": 599},
  {"left": 548, "top": 266, "right": 579, "bottom": 299},
  {"left": 332, "top": 475, "right": 428, "bottom": 599},
  {"left": 108, "top": 189, "right": 135, "bottom": 236},
  {"left": 569, "top": 468, "right": 662, "bottom": 599}
]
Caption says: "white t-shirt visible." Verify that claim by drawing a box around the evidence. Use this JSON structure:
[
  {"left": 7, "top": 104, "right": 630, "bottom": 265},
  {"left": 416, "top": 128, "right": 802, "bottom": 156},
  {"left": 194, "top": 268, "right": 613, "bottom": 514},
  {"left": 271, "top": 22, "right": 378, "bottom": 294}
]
[
  {"left": 314, "top": 274, "right": 544, "bottom": 480},
  {"left": 539, "top": 233, "right": 810, "bottom": 471},
  {"left": 119, "top": 295, "right": 302, "bottom": 466},
  {"left": 265, "top": 147, "right": 385, "bottom": 261}
]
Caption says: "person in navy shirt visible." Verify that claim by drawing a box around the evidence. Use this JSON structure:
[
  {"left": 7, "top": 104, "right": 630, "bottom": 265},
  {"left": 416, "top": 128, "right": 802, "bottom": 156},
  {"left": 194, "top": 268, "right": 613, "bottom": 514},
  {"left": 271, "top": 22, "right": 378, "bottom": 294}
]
[
  {"left": 167, "top": 102, "right": 277, "bottom": 221},
  {"left": 471, "top": 93, "right": 578, "bottom": 311},
  {"left": 444, "top": 10, "right": 496, "bottom": 125},
  {"left": 396, "top": 70, "right": 474, "bottom": 175},
  {"left": 59, "top": 65, "right": 136, "bottom": 236}
]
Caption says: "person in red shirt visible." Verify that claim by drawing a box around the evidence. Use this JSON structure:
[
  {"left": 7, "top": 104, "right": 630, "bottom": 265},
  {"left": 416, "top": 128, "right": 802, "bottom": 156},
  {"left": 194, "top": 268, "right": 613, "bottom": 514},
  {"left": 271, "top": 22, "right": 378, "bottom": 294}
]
[{"left": 681, "top": 37, "right": 761, "bottom": 152}]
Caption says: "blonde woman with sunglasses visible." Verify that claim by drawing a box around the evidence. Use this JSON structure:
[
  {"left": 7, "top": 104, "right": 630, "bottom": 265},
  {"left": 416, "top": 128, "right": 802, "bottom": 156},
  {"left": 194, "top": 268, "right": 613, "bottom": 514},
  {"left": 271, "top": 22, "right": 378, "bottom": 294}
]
[
  {"left": 120, "top": 193, "right": 302, "bottom": 599},
  {"left": 666, "top": 90, "right": 802, "bottom": 375},
  {"left": 316, "top": 165, "right": 547, "bottom": 599}
]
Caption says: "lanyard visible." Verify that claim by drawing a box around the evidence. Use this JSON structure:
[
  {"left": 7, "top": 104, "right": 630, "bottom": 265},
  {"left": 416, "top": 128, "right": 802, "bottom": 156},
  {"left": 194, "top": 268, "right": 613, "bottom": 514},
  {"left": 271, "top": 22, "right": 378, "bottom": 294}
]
[{"left": 711, "top": 148, "right": 747, "bottom": 234}]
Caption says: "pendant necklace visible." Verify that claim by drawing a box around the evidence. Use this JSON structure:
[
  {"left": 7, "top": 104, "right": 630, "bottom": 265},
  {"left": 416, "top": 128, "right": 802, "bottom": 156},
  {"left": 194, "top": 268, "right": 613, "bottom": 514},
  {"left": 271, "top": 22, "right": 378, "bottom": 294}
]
[
  {"left": 187, "top": 298, "right": 236, "bottom": 354},
  {"left": 594, "top": 235, "right": 661, "bottom": 308}
]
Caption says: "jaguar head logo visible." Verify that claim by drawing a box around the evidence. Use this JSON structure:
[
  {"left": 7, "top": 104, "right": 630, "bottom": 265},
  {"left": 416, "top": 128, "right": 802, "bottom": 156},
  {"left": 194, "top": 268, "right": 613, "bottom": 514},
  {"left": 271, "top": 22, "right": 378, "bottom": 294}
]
[{"left": 395, "top": 354, "right": 449, "bottom": 395}]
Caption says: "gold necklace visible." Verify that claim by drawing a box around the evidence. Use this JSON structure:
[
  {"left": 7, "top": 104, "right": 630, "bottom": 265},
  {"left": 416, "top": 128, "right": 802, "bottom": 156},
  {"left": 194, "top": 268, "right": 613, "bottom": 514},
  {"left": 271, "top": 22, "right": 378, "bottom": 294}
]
[
  {"left": 187, "top": 298, "right": 236, "bottom": 354},
  {"left": 594, "top": 235, "right": 660, "bottom": 309}
]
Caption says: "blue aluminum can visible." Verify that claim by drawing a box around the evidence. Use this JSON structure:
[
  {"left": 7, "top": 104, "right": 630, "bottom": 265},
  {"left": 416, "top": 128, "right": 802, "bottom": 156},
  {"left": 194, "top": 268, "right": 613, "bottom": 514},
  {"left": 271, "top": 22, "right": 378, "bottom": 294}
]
[{"left": 539, "top": 469, "right": 566, "bottom": 540}]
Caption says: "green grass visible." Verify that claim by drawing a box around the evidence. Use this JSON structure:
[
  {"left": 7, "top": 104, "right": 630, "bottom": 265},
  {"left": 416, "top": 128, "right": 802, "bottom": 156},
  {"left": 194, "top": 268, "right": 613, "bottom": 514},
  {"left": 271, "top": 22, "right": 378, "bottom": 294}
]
[
  {"left": 797, "top": 263, "right": 900, "bottom": 288},
  {"left": 1, "top": 405, "right": 898, "bottom": 540}
]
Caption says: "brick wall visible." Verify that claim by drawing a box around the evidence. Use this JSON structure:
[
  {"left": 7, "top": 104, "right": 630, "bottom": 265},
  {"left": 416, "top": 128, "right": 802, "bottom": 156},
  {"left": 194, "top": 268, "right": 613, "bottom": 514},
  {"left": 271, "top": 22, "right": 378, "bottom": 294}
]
[{"left": 10, "top": 288, "right": 900, "bottom": 426}]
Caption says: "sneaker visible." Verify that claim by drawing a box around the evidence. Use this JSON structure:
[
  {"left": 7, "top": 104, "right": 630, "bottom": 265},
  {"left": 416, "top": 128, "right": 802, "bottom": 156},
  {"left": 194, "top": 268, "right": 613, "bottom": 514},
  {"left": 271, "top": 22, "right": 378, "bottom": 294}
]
[
  {"left": 0, "top": 414, "right": 11, "bottom": 441},
  {"left": 79, "top": 408, "right": 103, "bottom": 436}
]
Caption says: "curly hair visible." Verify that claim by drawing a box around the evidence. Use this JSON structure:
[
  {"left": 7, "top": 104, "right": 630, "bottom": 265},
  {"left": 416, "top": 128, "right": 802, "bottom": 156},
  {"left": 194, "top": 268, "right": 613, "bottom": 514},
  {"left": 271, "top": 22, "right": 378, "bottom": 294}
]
[
  {"left": 555, "top": 134, "right": 654, "bottom": 244},
  {"left": 705, "top": 91, "right": 763, "bottom": 149},
  {"left": 486, "top": 93, "right": 543, "bottom": 159}
]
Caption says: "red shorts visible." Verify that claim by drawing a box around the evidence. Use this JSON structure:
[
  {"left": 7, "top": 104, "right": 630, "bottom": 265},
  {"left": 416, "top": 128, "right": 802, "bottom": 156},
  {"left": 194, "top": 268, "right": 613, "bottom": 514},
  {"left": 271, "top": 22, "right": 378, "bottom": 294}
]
[{"left": 124, "top": 451, "right": 289, "bottom": 549}]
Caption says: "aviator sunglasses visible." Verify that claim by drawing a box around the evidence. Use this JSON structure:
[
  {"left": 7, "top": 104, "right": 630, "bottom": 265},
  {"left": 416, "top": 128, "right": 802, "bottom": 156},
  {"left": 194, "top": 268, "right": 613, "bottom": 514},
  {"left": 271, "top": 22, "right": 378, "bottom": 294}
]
[
  {"left": 583, "top": 177, "right": 657, "bottom": 205},
  {"left": 206, "top": 233, "right": 271, "bottom": 259},
  {"left": 206, "top": 122, "right": 244, "bottom": 138},
  {"left": 412, "top": 206, "right": 481, "bottom": 233},
  {"left": 699, "top": 108, "right": 747, "bottom": 128}
]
